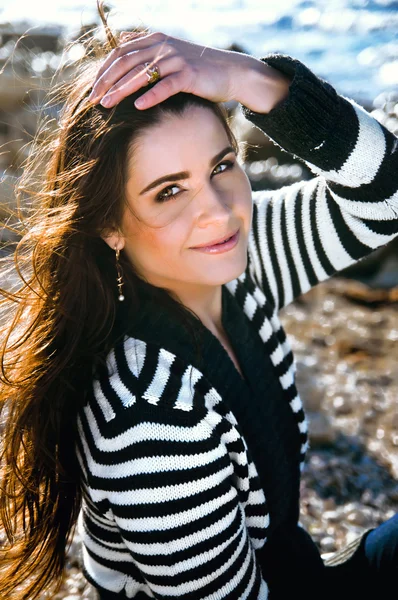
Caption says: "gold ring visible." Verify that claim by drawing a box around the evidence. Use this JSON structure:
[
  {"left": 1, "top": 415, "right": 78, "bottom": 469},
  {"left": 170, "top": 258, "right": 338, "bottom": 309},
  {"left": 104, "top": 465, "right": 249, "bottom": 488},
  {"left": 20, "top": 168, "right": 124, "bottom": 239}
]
[{"left": 144, "top": 62, "right": 161, "bottom": 84}]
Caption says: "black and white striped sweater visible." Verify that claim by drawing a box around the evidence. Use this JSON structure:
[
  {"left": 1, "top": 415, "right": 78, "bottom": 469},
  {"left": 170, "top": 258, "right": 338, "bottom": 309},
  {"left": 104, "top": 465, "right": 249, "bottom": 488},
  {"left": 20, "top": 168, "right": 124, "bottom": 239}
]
[{"left": 76, "top": 53, "right": 398, "bottom": 599}]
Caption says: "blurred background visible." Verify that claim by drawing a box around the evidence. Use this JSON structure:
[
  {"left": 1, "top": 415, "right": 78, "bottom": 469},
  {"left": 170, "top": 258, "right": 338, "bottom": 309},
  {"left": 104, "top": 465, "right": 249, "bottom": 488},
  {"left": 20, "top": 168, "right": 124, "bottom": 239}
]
[{"left": 0, "top": 1, "right": 397, "bottom": 598}]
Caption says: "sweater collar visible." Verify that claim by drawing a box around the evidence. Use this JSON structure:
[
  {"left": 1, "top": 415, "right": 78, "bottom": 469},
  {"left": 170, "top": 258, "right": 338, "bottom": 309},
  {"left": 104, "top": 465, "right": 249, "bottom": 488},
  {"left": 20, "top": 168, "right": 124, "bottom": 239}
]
[
  {"left": 119, "top": 276, "right": 283, "bottom": 411},
  {"left": 122, "top": 277, "right": 250, "bottom": 391},
  {"left": 118, "top": 276, "right": 301, "bottom": 535}
]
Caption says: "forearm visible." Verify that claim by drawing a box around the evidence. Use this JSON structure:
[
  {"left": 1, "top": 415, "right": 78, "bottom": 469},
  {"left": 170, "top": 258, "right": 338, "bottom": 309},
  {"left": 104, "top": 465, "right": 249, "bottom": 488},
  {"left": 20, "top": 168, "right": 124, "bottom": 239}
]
[
  {"left": 239, "top": 53, "right": 398, "bottom": 201},
  {"left": 242, "top": 53, "right": 398, "bottom": 311},
  {"left": 233, "top": 54, "right": 292, "bottom": 114}
]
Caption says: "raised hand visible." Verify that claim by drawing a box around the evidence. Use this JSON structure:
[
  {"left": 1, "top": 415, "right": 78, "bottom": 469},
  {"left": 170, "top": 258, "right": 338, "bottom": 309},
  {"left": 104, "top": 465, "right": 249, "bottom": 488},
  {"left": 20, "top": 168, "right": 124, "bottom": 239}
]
[
  {"left": 87, "top": 31, "right": 291, "bottom": 114},
  {"left": 88, "top": 31, "right": 247, "bottom": 109}
]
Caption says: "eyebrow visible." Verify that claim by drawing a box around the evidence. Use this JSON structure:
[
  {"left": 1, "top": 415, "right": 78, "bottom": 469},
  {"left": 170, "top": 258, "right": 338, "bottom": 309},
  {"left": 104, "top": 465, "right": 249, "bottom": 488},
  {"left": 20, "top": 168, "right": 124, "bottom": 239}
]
[{"left": 139, "top": 145, "right": 236, "bottom": 196}]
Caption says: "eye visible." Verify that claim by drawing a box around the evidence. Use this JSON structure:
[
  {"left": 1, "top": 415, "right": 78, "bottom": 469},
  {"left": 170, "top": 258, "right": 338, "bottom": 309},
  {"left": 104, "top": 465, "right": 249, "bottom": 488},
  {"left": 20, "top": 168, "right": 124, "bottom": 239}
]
[
  {"left": 155, "top": 185, "right": 181, "bottom": 203},
  {"left": 154, "top": 159, "right": 235, "bottom": 204},
  {"left": 212, "top": 159, "right": 235, "bottom": 175}
]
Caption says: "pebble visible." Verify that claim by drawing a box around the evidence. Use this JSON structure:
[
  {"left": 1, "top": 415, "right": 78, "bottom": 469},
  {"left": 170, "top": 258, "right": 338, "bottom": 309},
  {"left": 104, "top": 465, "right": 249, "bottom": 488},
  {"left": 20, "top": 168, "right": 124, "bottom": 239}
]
[
  {"left": 307, "top": 412, "right": 337, "bottom": 445},
  {"left": 333, "top": 394, "right": 354, "bottom": 415},
  {"left": 296, "top": 380, "right": 325, "bottom": 412},
  {"left": 320, "top": 536, "right": 336, "bottom": 552}
]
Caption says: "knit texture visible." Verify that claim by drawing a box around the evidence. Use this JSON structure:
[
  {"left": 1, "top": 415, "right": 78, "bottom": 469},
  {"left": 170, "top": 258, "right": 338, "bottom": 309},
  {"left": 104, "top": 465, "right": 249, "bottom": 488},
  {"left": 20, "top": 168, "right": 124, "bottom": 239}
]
[{"left": 76, "top": 53, "right": 398, "bottom": 599}]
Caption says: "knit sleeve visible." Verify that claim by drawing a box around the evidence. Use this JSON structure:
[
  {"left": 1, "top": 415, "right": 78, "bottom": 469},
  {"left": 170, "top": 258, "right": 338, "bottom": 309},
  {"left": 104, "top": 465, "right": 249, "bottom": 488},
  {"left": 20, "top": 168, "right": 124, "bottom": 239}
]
[
  {"left": 77, "top": 341, "right": 270, "bottom": 599},
  {"left": 241, "top": 53, "right": 398, "bottom": 312}
]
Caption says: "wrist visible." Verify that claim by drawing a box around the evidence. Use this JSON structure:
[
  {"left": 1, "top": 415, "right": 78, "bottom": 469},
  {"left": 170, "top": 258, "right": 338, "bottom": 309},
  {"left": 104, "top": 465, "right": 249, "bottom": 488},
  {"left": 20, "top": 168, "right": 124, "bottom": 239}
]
[
  {"left": 240, "top": 53, "right": 341, "bottom": 161},
  {"left": 233, "top": 55, "right": 292, "bottom": 114}
]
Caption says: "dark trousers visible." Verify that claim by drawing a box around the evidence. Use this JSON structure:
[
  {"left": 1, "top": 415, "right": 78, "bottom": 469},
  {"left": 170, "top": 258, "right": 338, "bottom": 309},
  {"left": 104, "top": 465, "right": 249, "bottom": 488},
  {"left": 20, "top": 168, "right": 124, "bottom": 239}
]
[{"left": 324, "top": 513, "right": 398, "bottom": 599}]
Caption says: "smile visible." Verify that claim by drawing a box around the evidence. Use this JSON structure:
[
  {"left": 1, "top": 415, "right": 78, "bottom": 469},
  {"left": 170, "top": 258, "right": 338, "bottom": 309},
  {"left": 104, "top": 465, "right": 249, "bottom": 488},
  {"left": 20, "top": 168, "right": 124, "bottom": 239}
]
[{"left": 190, "top": 229, "right": 240, "bottom": 254}]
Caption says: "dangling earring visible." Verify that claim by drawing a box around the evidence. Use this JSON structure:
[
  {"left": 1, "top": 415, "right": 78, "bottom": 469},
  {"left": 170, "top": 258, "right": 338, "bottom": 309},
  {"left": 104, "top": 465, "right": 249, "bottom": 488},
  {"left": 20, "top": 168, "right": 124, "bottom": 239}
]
[{"left": 115, "top": 246, "right": 125, "bottom": 301}]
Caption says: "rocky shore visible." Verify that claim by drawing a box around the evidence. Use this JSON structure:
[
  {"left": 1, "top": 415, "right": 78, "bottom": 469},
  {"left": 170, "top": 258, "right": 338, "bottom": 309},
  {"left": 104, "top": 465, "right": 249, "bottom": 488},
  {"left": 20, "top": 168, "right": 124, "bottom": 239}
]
[{"left": 286, "top": 278, "right": 398, "bottom": 554}]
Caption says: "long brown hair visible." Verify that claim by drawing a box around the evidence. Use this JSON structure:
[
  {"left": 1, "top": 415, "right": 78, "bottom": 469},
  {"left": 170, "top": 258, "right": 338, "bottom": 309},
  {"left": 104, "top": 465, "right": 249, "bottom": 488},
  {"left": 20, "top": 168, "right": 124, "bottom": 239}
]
[{"left": 0, "top": 3, "right": 243, "bottom": 598}]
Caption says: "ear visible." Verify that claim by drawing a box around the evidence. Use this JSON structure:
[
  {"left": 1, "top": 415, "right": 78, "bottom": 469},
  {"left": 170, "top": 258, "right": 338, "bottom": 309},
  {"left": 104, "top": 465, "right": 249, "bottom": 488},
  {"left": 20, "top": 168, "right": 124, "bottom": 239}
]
[{"left": 100, "top": 228, "right": 125, "bottom": 252}]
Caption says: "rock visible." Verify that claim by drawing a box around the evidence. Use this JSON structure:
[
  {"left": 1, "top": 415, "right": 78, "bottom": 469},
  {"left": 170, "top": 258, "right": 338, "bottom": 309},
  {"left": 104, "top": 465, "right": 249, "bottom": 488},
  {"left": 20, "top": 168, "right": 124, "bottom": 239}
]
[
  {"left": 323, "top": 510, "right": 339, "bottom": 523},
  {"left": 296, "top": 380, "right": 325, "bottom": 412},
  {"left": 332, "top": 271, "right": 398, "bottom": 305},
  {"left": 307, "top": 412, "right": 336, "bottom": 446},
  {"left": 332, "top": 394, "right": 354, "bottom": 415},
  {"left": 388, "top": 485, "right": 398, "bottom": 503},
  {"left": 320, "top": 536, "right": 336, "bottom": 552},
  {"left": 346, "top": 507, "right": 373, "bottom": 527}
]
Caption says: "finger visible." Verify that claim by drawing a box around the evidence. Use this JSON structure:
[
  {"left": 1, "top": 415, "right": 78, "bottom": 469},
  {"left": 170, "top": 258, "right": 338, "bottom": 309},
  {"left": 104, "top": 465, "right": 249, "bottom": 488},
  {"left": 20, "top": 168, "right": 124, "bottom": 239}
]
[
  {"left": 89, "top": 50, "right": 142, "bottom": 102},
  {"left": 92, "top": 32, "right": 165, "bottom": 88},
  {"left": 94, "top": 41, "right": 149, "bottom": 85},
  {"left": 133, "top": 71, "right": 188, "bottom": 110},
  {"left": 99, "top": 57, "right": 180, "bottom": 108},
  {"left": 98, "top": 63, "right": 157, "bottom": 107},
  {"left": 119, "top": 30, "right": 141, "bottom": 43},
  {"left": 89, "top": 44, "right": 172, "bottom": 103},
  {"left": 89, "top": 46, "right": 171, "bottom": 103}
]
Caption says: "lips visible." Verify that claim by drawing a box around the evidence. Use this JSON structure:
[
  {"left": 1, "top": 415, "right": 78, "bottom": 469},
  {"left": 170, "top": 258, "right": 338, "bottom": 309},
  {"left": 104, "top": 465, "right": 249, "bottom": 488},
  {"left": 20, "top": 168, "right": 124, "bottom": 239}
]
[
  {"left": 189, "top": 229, "right": 240, "bottom": 254},
  {"left": 190, "top": 228, "right": 239, "bottom": 249}
]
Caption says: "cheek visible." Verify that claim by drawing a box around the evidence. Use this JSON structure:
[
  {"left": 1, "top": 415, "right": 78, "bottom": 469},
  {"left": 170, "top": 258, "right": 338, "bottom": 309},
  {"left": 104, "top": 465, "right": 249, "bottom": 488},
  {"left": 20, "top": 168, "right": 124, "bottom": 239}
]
[
  {"left": 135, "top": 229, "right": 165, "bottom": 258},
  {"left": 128, "top": 222, "right": 184, "bottom": 267},
  {"left": 234, "top": 171, "right": 253, "bottom": 219}
]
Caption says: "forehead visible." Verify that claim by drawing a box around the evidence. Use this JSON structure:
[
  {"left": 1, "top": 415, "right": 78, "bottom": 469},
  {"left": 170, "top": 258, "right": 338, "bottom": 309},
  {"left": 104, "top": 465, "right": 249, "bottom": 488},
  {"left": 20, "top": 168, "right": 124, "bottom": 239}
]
[{"left": 128, "top": 105, "right": 230, "bottom": 174}]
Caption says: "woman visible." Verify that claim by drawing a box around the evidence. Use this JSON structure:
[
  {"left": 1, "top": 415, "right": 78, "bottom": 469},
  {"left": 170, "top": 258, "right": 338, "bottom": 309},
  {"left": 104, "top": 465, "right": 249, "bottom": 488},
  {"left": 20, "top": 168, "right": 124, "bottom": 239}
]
[{"left": 0, "top": 5, "right": 397, "bottom": 600}]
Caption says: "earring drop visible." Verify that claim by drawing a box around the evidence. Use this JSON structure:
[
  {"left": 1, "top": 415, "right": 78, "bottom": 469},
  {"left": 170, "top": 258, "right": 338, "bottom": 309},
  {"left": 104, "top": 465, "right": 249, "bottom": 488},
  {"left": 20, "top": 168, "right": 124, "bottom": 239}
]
[{"left": 115, "top": 246, "right": 125, "bottom": 301}]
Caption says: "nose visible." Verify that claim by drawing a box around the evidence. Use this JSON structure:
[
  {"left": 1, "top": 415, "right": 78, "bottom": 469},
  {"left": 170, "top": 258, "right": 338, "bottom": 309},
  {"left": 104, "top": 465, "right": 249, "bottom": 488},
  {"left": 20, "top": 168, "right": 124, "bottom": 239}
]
[{"left": 192, "top": 180, "right": 232, "bottom": 228}]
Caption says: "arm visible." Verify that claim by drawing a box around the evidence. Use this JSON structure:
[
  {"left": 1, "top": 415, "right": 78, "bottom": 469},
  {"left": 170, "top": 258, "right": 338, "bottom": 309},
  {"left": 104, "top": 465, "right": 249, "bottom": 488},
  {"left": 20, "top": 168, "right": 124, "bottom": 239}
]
[
  {"left": 78, "top": 369, "right": 271, "bottom": 599},
  {"left": 237, "top": 54, "right": 398, "bottom": 311}
]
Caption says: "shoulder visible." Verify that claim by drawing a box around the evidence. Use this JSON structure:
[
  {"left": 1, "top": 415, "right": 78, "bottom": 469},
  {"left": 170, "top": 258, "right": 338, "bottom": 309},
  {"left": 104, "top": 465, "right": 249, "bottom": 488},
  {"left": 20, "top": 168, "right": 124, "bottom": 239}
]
[
  {"left": 85, "top": 335, "right": 224, "bottom": 426},
  {"left": 77, "top": 335, "right": 244, "bottom": 480}
]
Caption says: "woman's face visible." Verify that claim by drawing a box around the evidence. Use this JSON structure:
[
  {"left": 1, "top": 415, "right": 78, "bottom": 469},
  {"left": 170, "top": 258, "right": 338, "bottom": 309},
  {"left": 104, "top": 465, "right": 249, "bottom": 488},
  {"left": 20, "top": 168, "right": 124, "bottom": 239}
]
[{"left": 116, "top": 105, "right": 253, "bottom": 291}]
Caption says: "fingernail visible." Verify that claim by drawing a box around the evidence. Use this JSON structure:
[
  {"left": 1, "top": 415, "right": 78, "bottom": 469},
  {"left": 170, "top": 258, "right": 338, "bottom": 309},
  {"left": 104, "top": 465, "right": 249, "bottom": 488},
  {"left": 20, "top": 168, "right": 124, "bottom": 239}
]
[
  {"left": 100, "top": 96, "right": 112, "bottom": 107},
  {"left": 135, "top": 97, "right": 145, "bottom": 108}
]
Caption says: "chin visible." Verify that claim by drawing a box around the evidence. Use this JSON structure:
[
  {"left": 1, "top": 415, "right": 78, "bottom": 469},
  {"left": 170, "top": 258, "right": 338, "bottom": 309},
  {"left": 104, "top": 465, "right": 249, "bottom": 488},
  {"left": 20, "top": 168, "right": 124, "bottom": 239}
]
[{"left": 200, "top": 255, "right": 248, "bottom": 286}]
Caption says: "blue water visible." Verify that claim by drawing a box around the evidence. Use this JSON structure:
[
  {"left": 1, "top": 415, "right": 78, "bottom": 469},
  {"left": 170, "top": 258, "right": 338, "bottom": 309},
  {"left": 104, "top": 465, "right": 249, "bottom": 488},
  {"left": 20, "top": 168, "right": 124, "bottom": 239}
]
[{"left": 0, "top": 0, "right": 397, "bottom": 104}]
